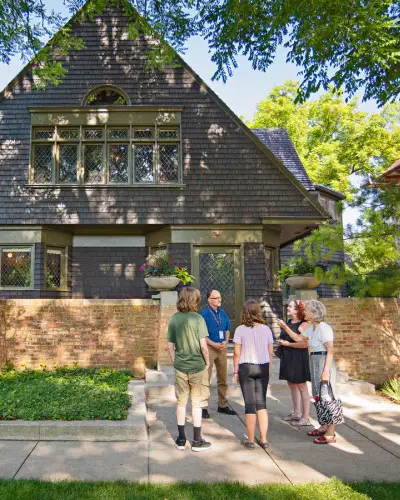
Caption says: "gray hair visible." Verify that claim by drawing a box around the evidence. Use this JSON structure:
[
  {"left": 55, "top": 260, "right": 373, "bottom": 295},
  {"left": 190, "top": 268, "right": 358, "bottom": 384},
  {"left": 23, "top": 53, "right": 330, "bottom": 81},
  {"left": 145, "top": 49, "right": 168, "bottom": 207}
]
[{"left": 305, "top": 300, "right": 326, "bottom": 322}]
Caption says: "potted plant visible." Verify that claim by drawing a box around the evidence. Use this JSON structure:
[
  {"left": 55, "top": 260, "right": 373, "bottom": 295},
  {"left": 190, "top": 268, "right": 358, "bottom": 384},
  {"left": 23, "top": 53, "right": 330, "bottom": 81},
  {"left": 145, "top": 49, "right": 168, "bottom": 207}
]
[
  {"left": 277, "top": 258, "right": 323, "bottom": 291},
  {"left": 140, "top": 251, "right": 195, "bottom": 291}
]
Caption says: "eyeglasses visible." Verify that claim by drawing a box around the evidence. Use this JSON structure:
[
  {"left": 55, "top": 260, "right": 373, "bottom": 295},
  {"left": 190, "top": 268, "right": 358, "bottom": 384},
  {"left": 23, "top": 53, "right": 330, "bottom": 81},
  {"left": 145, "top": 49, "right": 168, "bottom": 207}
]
[{"left": 209, "top": 296, "right": 221, "bottom": 300}]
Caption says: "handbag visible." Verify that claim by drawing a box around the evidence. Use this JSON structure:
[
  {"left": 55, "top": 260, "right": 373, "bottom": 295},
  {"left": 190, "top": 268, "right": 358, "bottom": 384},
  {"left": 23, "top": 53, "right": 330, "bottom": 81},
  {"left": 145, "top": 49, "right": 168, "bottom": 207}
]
[{"left": 314, "top": 381, "right": 344, "bottom": 426}]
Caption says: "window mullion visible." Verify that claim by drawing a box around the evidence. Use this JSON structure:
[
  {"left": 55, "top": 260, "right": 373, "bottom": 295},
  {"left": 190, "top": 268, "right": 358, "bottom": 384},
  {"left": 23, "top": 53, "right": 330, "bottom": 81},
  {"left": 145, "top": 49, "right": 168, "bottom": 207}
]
[
  {"left": 78, "top": 125, "right": 84, "bottom": 184},
  {"left": 104, "top": 125, "right": 108, "bottom": 184}
]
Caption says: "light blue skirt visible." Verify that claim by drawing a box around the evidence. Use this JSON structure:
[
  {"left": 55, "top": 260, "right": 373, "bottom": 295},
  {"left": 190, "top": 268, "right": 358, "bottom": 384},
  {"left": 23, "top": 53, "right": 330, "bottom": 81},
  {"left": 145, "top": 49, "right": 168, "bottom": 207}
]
[{"left": 310, "top": 354, "right": 337, "bottom": 398}]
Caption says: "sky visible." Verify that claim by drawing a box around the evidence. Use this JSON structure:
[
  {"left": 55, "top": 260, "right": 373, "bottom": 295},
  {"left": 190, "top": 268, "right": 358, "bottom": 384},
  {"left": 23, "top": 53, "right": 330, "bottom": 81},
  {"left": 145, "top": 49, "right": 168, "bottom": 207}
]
[{"left": 0, "top": 5, "right": 381, "bottom": 226}]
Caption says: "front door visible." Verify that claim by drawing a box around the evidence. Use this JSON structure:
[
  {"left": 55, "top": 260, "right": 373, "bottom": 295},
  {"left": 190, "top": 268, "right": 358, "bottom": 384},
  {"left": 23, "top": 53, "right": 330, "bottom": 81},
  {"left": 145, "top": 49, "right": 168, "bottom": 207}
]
[{"left": 192, "top": 246, "right": 244, "bottom": 332}]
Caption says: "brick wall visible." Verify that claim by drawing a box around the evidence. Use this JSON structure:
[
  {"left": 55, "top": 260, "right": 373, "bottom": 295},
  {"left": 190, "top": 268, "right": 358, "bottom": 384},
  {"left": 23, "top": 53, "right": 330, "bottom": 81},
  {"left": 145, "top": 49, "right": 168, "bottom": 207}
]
[
  {"left": 321, "top": 298, "right": 400, "bottom": 385},
  {"left": 71, "top": 247, "right": 147, "bottom": 298},
  {"left": 0, "top": 299, "right": 160, "bottom": 376}
]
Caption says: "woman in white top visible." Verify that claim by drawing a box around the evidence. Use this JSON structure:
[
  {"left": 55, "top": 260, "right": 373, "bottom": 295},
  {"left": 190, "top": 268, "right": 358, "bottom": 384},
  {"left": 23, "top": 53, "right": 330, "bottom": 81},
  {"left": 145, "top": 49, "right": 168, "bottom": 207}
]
[
  {"left": 233, "top": 300, "right": 274, "bottom": 450},
  {"left": 278, "top": 300, "right": 337, "bottom": 445}
]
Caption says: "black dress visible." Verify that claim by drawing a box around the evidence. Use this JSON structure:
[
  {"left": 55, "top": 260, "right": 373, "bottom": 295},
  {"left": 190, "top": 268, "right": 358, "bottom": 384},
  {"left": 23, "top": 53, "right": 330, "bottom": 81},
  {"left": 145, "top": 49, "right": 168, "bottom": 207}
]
[{"left": 279, "top": 320, "right": 311, "bottom": 383}]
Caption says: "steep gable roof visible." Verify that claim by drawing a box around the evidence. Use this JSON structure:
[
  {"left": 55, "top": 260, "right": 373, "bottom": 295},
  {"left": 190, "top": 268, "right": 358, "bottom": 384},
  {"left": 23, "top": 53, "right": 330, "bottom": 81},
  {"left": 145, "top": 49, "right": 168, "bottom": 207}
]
[
  {"left": 0, "top": 1, "right": 328, "bottom": 223},
  {"left": 251, "top": 128, "right": 314, "bottom": 190}
]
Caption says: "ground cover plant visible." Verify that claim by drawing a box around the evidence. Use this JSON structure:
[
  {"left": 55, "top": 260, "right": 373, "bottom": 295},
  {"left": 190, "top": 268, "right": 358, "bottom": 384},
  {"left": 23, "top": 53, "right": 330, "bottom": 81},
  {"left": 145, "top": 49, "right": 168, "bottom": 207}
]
[
  {"left": 379, "top": 378, "right": 400, "bottom": 404},
  {"left": 0, "top": 366, "right": 133, "bottom": 420},
  {"left": 0, "top": 479, "right": 399, "bottom": 500}
]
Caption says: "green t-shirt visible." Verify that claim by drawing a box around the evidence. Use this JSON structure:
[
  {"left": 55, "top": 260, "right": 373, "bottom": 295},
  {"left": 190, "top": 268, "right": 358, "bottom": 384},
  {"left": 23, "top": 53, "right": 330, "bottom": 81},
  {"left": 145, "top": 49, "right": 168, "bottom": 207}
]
[{"left": 167, "top": 312, "right": 209, "bottom": 373}]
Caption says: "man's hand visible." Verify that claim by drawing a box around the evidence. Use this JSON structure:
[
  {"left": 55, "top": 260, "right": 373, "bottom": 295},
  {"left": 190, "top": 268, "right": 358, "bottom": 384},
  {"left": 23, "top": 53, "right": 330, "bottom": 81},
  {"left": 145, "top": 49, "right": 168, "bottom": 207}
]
[{"left": 219, "top": 341, "right": 226, "bottom": 351}]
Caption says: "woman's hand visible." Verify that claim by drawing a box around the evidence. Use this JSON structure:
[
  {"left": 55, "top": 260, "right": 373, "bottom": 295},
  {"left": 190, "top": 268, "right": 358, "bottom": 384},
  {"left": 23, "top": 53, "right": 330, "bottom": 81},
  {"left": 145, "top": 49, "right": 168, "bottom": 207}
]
[
  {"left": 277, "top": 339, "right": 289, "bottom": 347},
  {"left": 233, "top": 373, "right": 239, "bottom": 385},
  {"left": 320, "top": 369, "right": 330, "bottom": 382},
  {"left": 278, "top": 319, "right": 287, "bottom": 330}
]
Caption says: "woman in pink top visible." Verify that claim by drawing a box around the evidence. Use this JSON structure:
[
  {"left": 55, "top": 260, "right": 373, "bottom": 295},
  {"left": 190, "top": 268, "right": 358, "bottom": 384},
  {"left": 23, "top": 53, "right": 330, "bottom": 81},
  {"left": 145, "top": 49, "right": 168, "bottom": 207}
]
[{"left": 233, "top": 300, "right": 274, "bottom": 450}]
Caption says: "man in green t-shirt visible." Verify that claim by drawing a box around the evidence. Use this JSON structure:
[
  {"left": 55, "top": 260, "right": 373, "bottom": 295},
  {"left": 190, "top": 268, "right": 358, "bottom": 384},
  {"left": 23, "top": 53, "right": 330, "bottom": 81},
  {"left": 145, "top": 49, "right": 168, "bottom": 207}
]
[{"left": 168, "top": 287, "right": 212, "bottom": 452}]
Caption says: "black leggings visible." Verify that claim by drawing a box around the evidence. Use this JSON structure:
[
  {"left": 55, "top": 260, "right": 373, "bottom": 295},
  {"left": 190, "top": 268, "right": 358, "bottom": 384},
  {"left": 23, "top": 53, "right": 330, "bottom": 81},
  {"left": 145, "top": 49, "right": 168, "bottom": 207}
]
[{"left": 238, "top": 363, "right": 270, "bottom": 414}]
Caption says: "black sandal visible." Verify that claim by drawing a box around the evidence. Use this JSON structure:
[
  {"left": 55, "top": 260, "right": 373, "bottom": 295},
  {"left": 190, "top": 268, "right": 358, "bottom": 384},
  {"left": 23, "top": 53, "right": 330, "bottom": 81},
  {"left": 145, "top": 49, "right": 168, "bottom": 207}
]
[{"left": 259, "top": 442, "right": 269, "bottom": 449}]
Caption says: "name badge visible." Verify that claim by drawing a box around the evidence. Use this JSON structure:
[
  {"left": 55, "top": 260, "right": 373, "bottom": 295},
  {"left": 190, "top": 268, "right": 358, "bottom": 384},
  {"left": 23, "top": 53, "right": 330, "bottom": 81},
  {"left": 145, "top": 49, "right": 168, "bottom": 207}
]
[{"left": 219, "top": 330, "right": 224, "bottom": 340}]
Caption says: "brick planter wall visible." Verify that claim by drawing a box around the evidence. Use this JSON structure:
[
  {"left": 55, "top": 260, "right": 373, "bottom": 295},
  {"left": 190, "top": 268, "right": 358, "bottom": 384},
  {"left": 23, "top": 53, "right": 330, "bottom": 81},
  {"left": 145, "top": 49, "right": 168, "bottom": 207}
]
[
  {"left": 321, "top": 298, "right": 400, "bottom": 385},
  {"left": 0, "top": 299, "right": 162, "bottom": 376}
]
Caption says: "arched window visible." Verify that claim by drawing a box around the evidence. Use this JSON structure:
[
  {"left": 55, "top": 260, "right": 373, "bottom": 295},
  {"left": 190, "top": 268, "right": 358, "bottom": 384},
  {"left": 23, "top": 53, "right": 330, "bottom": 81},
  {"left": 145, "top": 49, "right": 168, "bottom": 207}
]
[{"left": 83, "top": 85, "right": 130, "bottom": 106}]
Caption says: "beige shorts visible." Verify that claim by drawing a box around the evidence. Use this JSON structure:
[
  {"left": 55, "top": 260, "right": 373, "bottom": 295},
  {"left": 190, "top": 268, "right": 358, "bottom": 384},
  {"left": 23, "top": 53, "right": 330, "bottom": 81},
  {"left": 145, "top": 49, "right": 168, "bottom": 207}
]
[{"left": 175, "top": 368, "right": 210, "bottom": 408}]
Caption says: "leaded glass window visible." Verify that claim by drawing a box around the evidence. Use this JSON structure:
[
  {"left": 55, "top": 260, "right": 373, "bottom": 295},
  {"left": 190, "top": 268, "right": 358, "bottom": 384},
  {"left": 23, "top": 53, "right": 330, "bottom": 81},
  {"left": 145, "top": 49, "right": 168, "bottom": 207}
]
[
  {"left": 109, "top": 144, "right": 129, "bottom": 183},
  {"left": 31, "top": 123, "right": 181, "bottom": 185},
  {"left": 135, "top": 145, "right": 154, "bottom": 183},
  {"left": 59, "top": 144, "right": 78, "bottom": 183},
  {"left": 0, "top": 248, "right": 32, "bottom": 288},
  {"left": 33, "top": 144, "right": 53, "bottom": 183},
  {"left": 45, "top": 247, "right": 66, "bottom": 289},
  {"left": 84, "top": 144, "right": 104, "bottom": 183}
]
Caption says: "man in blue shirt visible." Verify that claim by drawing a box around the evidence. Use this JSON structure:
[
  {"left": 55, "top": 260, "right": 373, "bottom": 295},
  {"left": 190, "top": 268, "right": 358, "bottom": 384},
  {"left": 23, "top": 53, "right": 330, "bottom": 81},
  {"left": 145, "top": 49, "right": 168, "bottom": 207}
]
[{"left": 200, "top": 289, "right": 237, "bottom": 418}]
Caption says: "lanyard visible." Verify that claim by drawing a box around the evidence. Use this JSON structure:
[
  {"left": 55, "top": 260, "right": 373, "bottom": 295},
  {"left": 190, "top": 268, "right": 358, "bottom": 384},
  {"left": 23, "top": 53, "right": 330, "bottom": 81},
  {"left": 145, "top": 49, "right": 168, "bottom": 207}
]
[{"left": 208, "top": 305, "right": 222, "bottom": 330}]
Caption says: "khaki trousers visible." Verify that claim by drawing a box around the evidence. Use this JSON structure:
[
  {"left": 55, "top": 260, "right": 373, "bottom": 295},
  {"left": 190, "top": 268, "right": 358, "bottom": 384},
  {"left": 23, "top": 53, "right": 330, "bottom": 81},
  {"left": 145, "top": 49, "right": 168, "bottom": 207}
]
[{"left": 207, "top": 345, "right": 228, "bottom": 408}]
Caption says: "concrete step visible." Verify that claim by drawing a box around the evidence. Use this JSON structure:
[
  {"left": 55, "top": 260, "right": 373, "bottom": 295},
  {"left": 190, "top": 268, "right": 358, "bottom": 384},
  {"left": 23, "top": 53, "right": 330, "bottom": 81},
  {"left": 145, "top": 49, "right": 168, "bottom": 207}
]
[{"left": 337, "top": 379, "right": 375, "bottom": 396}]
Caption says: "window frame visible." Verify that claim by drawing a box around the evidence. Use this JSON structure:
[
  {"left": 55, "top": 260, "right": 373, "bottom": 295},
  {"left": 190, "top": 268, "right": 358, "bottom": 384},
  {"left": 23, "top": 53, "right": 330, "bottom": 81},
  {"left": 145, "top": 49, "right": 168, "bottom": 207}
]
[
  {"left": 44, "top": 246, "right": 68, "bottom": 291},
  {"left": 30, "top": 119, "right": 182, "bottom": 187},
  {"left": 0, "top": 245, "right": 35, "bottom": 290}
]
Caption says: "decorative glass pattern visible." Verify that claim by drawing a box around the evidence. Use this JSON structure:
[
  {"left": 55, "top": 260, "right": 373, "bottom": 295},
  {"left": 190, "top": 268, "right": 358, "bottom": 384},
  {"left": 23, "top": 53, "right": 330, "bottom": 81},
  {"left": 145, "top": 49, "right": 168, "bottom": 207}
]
[
  {"left": 109, "top": 144, "right": 129, "bottom": 183},
  {"left": 59, "top": 144, "right": 78, "bottom": 183},
  {"left": 34, "top": 128, "right": 54, "bottom": 140},
  {"left": 134, "top": 128, "right": 153, "bottom": 139},
  {"left": 159, "top": 128, "right": 178, "bottom": 139},
  {"left": 1, "top": 248, "right": 32, "bottom": 288},
  {"left": 159, "top": 144, "right": 179, "bottom": 182},
  {"left": 109, "top": 128, "right": 128, "bottom": 139},
  {"left": 199, "top": 253, "right": 236, "bottom": 321},
  {"left": 135, "top": 145, "right": 154, "bottom": 182},
  {"left": 46, "top": 248, "right": 63, "bottom": 289},
  {"left": 33, "top": 144, "right": 53, "bottom": 183},
  {"left": 84, "top": 144, "right": 103, "bottom": 183},
  {"left": 59, "top": 128, "right": 79, "bottom": 140},
  {"left": 85, "top": 88, "right": 128, "bottom": 106},
  {"left": 84, "top": 128, "right": 104, "bottom": 140}
]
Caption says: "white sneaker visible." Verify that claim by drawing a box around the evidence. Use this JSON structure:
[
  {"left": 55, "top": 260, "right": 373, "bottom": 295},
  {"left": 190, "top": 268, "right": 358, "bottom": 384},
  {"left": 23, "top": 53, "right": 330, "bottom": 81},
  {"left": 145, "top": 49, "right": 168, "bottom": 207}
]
[
  {"left": 291, "top": 418, "right": 311, "bottom": 426},
  {"left": 283, "top": 412, "right": 301, "bottom": 421}
]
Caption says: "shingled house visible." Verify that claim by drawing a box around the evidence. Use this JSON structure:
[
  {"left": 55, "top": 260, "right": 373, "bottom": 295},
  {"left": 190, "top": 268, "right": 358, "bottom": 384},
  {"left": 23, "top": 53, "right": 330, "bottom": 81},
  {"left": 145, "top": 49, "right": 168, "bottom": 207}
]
[{"left": 0, "top": 1, "right": 334, "bottom": 327}]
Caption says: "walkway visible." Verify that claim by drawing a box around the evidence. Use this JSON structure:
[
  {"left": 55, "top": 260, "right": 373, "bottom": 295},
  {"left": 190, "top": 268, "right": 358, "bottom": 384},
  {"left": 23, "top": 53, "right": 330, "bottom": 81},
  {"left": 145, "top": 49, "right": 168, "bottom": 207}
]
[{"left": 1, "top": 375, "right": 399, "bottom": 483}]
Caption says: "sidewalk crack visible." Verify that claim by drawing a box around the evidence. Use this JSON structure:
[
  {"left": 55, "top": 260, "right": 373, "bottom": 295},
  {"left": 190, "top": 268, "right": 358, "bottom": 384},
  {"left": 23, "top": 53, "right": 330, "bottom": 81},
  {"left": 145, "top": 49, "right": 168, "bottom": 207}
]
[{"left": 13, "top": 441, "right": 39, "bottom": 479}]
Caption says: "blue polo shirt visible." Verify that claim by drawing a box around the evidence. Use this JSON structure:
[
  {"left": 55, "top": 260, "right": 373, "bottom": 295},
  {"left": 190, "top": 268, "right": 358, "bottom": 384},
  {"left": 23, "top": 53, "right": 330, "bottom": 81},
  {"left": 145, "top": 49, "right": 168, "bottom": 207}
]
[{"left": 200, "top": 306, "right": 232, "bottom": 343}]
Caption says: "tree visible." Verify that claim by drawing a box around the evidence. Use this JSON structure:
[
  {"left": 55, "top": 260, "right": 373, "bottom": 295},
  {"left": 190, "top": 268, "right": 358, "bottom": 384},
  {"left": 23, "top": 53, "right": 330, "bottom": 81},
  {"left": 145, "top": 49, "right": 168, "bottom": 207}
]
[
  {"left": 0, "top": 1, "right": 399, "bottom": 105},
  {"left": 247, "top": 81, "right": 400, "bottom": 197},
  {"left": 251, "top": 82, "right": 400, "bottom": 296}
]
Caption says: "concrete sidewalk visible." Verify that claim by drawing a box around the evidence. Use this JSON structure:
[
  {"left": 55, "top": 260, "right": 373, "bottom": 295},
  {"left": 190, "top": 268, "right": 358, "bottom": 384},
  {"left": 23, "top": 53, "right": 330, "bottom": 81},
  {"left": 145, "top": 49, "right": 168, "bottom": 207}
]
[{"left": 1, "top": 384, "right": 399, "bottom": 484}]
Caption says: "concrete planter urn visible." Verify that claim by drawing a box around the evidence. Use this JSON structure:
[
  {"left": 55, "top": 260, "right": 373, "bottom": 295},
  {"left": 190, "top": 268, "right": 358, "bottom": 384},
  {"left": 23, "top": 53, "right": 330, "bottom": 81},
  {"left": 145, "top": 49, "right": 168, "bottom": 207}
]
[
  {"left": 144, "top": 276, "right": 180, "bottom": 291},
  {"left": 285, "top": 274, "right": 321, "bottom": 291}
]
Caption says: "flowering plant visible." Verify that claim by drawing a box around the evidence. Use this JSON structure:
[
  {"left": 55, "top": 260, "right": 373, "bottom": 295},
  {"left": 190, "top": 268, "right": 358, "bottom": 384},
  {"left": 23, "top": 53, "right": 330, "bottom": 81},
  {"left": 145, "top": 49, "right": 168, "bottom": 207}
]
[{"left": 140, "top": 251, "right": 195, "bottom": 284}]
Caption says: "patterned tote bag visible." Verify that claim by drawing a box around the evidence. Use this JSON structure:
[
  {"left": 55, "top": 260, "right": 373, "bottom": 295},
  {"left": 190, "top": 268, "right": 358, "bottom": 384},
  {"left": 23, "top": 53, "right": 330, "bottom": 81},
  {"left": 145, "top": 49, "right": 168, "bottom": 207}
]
[{"left": 314, "top": 382, "right": 344, "bottom": 425}]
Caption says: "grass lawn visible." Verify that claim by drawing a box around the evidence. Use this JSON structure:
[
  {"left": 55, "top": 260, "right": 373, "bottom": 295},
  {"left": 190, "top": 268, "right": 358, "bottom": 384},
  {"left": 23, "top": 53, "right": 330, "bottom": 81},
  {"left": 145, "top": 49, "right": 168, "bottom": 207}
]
[
  {"left": 0, "top": 367, "right": 133, "bottom": 420},
  {"left": 0, "top": 479, "right": 399, "bottom": 500}
]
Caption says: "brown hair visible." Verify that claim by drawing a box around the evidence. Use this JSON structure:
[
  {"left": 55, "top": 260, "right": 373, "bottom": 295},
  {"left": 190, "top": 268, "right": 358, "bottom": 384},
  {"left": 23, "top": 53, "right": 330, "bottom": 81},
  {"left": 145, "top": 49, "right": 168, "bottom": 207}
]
[
  {"left": 293, "top": 300, "right": 306, "bottom": 322},
  {"left": 177, "top": 287, "right": 201, "bottom": 313},
  {"left": 240, "top": 300, "right": 265, "bottom": 327}
]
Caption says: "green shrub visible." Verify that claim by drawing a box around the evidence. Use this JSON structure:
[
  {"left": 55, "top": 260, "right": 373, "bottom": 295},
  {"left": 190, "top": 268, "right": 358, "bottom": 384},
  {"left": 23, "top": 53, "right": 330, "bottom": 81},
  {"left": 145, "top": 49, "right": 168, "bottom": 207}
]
[
  {"left": 379, "top": 378, "right": 400, "bottom": 403},
  {"left": 0, "top": 366, "right": 134, "bottom": 420}
]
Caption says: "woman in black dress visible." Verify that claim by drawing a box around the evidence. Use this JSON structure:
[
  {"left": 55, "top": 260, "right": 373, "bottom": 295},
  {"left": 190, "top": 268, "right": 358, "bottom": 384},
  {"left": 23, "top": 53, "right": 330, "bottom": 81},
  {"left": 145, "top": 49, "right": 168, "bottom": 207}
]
[{"left": 277, "top": 300, "right": 311, "bottom": 426}]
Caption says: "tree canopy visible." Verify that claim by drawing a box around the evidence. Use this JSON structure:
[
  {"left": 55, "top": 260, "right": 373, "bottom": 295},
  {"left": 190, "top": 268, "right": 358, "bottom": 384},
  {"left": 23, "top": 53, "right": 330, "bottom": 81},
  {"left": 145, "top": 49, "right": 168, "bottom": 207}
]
[
  {"left": 252, "top": 82, "right": 400, "bottom": 297},
  {"left": 247, "top": 81, "right": 400, "bottom": 197},
  {"left": 0, "top": 0, "right": 399, "bottom": 106}
]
